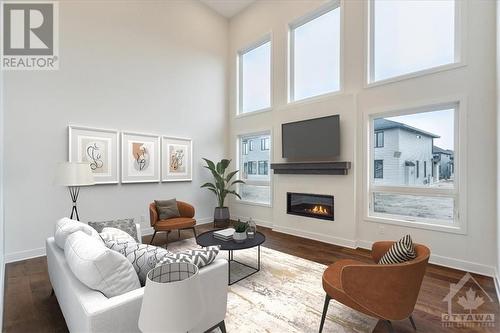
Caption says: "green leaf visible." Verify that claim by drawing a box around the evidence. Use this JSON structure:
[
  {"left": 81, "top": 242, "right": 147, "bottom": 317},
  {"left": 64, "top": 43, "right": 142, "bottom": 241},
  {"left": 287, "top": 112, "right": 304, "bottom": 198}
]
[
  {"left": 216, "top": 161, "right": 222, "bottom": 174},
  {"left": 200, "top": 182, "right": 216, "bottom": 189},
  {"left": 220, "top": 159, "right": 231, "bottom": 172},
  {"left": 225, "top": 170, "right": 239, "bottom": 182},
  {"left": 202, "top": 158, "right": 216, "bottom": 171},
  {"left": 230, "top": 180, "right": 245, "bottom": 186},
  {"left": 226, "top": 190, "right": 242, "bottom": 200}
]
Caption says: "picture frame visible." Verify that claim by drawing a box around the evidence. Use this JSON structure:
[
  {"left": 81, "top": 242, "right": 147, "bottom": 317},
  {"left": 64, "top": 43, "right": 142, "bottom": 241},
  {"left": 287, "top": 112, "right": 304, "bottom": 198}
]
[
  {"left": 68, "top": 125, "right": 119, "bottom": 184},
  {"left": 121, "top": 131, "right": 161, "bottom": 183},
  {"left": 161, "top": 136, "right": 193, "bottom": 182}
]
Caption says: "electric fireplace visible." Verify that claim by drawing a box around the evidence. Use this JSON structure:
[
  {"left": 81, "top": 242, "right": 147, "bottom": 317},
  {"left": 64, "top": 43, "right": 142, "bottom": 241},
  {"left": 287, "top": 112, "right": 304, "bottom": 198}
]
[{"left": 287, "top": 192, "right": 334, "bottom": 221}]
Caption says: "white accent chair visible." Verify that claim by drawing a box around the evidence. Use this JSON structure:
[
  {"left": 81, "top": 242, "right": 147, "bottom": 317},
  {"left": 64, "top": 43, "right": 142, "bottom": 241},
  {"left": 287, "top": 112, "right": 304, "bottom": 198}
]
[{"left": 46, "top": 224, "right": 228, "bottom": 333}]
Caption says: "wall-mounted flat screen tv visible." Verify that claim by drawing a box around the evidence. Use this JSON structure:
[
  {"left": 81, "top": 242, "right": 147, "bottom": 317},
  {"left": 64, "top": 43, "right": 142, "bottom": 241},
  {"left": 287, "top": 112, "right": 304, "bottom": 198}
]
[{"left": 282, "top": 115, "right": 340, "bottom": 159}]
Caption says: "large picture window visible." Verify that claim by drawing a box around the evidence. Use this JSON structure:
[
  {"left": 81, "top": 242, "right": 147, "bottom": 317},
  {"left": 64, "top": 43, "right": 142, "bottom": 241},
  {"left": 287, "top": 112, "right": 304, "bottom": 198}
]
[
  {"left": 289, "top": 1, "right": 340, "bottom": 102},
  {"left": 369, "top": 0, "right": 458, "bottom": 83},
  {"left": 368, "top": 104, "right": 460, "bottom": 229},
  {"left": 238, "top": 133, "right": 271, "bottom": 205}
]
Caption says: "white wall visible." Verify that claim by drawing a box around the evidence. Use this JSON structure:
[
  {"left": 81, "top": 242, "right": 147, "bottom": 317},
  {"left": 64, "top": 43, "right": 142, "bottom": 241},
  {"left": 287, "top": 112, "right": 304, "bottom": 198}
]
[
  {"left": 496, "top": 0, "right": 500, "bottom": 288},
  {"left": 3, "top": 0, "right": 229, "bottom": 262},
  {"left": 228, "top": 0, "right": 497, "bottom": 276}
]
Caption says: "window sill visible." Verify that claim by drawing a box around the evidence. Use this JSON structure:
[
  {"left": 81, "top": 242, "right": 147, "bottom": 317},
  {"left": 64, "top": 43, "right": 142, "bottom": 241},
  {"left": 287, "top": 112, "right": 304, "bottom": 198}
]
[
  {"left": 236, "top": 107, "right": 272, "bottom": 119},
  {"left": 284, "top": 89, "right": 343, "bottom": 109},
  {"left": 364, "top": 214, "right": 466, "bottom": 235},
  {"left": 365, "top": 62, "right": 466, "bottom": 89},
  {"left": 234, "top": 199, "right": 272, "bottom": 208}
]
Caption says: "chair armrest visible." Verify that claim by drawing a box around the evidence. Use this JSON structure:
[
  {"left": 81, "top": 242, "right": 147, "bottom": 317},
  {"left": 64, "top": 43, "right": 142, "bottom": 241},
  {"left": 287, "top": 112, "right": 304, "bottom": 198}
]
[
  {"left": 149, "top": 203, "right": 158, "bottom": 226},
  {"left": 177, "top": 201, "right": 195, "bottom": 218},
  {"left": 371, "top": 241, "right": 394, "bottom": 263},
  {"left": 135, "top": 223, "right": 142, "bottom": 243}
]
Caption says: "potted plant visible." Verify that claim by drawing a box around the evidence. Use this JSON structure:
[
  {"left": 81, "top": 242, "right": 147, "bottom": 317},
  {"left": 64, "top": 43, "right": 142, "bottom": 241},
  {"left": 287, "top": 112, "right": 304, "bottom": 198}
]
[
  {"left": 201, "top": 158, "right": 245, "bottom": 226},
  {"left": 233, "top": 220, "right": 248, "bottom": 243}
]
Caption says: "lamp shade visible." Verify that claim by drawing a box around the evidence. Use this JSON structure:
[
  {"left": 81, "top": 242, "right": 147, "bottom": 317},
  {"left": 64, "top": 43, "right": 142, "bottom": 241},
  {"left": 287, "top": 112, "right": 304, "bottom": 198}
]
[
  {"left": 55, "top": 162, "right": 95, "bottom": 186},
  {"left": 139, "top": 263, "right": 204, "bottom": 333}
]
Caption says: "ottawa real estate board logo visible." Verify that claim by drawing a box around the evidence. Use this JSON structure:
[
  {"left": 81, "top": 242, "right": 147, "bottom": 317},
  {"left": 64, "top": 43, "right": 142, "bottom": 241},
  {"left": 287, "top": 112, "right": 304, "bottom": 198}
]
[{"left": 1, "top": 1, "right": 59, "bottom": 70}]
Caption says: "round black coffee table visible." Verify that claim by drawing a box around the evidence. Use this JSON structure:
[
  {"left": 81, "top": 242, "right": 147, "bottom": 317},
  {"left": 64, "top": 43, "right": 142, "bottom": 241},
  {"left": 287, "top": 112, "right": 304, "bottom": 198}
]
[{"left": 196, "top": 230, "right": 265, "bottom": 285}]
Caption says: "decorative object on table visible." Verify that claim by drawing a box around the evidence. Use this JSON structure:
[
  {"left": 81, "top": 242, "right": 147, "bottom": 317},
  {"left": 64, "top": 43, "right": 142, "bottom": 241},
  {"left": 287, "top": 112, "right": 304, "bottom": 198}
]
[
  {"left": 233, "top": 220, "right": 248, "bottom": 243},
  {"left": 148, "top": 201, "right": 197, "bottom": 248},
  {"left": 247, "top": 217, "right": 257, "bottom": 239},
  {"left": 121, "top": 131, "right": 160, "bottom": 183},
  {"left": 68, "top": 125, "right": 119, "bottom": 184},
  {"left": 200, "top": 158, "right": 245, "bottom": 227},
  {"left": 88, "top": 218, "right": 140, "bottom": 243},
  {"left": 213, "top": 228, "right": 235, "bottom": 242},
  {"left": 139, "top": 262, "right": 204, "bottom": 333},
  {"left": 161, "top": 136, "right": 193, "bottom": 182},
  {"left": 55, "top": 162, "right": 95, "bottom": 221}
]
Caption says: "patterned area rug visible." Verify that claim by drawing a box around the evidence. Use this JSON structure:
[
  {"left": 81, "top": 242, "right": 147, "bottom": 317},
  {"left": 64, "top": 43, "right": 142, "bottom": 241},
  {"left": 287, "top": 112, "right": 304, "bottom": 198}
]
[{"left": 168, "top": 239, "right": 378, "bottom": 333}]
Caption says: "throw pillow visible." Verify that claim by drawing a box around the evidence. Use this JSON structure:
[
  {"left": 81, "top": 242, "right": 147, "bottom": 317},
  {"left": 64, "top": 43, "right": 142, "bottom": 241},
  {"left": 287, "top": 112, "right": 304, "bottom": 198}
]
[
  {"left": 156, "top": 246, "right": 220, "bottom": 269},
  {"left": 88, "top": 218, "right": 140, "bottom": 243},
  {"left": 54, "top": 217, "right": 102, "bottom": 249},
  {"left": 378, "top": 234, "right": 417, "bottom": 265},
  {"left": 64, "top": 231, "right": 140, "bottom": 298},
  {"left": 155, "top": 199, "right": 180, "bottom": 220},
  {"left": 100, "top": 227, "right": 136, "bottom": 244},
  {"left": 106, "top": 241, "right": 173, "bottom": 285}
]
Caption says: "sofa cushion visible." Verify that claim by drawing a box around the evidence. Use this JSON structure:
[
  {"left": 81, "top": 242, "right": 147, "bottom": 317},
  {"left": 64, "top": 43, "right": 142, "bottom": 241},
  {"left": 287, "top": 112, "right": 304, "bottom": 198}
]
[
  {"left": 100, "top": 227, "right": 136, "bottom": 244},
  {"left": 64, "top": 231, "right": 140, "bottom": 298},
  {"left": 156, "top": 246, "right": 220, "bottom": 269},
  {"left": 155, "top": 199, "right": 181, "bottom": 220},
  {"left": 54, "top": 217, "right": 101, "bottom": 250},
  {"left": 378, "top": 234, "right": 416, "bottom": 265},
  {"left": 88, "top": 218, "right": 140, "bottom": 243}
]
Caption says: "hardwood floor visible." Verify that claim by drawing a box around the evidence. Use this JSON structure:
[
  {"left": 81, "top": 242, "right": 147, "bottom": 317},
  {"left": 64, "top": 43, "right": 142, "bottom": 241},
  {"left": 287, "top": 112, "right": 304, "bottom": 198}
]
[{"left": 3, "top": 223, "right": 499, "bottom": 332}]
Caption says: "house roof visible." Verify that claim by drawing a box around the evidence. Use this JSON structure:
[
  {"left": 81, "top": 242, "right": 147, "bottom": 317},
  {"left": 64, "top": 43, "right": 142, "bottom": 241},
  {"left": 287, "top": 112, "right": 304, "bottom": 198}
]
[
  {"left": 374, "top": 119, "right": 440, "bottom": 138},
  {"left": 433, "top": 145, "right": 454, "bottom": 155}
]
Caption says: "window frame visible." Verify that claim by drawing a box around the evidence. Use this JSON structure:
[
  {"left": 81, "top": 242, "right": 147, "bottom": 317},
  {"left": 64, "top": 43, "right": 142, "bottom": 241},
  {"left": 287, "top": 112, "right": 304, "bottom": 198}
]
[
  {"left": 364, "top": 99, "right": 467, "bottom": 234},
  {"left": 237, "top": 34, "right": 272, "bottom": 116},
  {"left": 288, "top": 0, "right": 343, "bottom": 103},
  {"left": 366, "top": 0, "right": 466, "bottom": 87},
  {"left": 261, "top": 138, "right": 270, "bottom": 151}
]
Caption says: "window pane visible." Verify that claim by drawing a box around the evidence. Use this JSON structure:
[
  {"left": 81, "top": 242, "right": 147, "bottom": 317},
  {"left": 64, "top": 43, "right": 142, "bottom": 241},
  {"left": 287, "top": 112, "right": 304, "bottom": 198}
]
[
  {"left": 372, "top": 108, "right": 454, "bottom": 188},
  {"left": 373, "top": 192, "right": 454, "bottom": 223},
  {"left": 240, "top": 41, "right": 271, "bottom": 113},
  {"left": 240, "top": 184, "right": 271, "bottom": 205},
  {"left": 373, "top": 0, "right": 455, "bottom": 82},
  {"left": 292, "top": 6, "right": 340, "bottom": 101}
]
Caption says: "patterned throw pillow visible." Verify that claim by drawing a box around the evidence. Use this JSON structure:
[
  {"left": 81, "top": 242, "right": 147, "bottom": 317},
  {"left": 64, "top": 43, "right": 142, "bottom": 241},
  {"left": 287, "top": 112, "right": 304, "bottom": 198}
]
[
  {"left": 88, "top": 218, "right": 140, "bottom": 243},
  {"left": 156, "top": 246, "right": 220, "bottom": 269},
  {"left": 105, "top": 241, "right": 173, "bottom": 285},
  {"left": 100, "top": 227, "right": 136, "bottom": 244},
  {"left": 378, "top": 234, "right": 417, "bottom": 265}
]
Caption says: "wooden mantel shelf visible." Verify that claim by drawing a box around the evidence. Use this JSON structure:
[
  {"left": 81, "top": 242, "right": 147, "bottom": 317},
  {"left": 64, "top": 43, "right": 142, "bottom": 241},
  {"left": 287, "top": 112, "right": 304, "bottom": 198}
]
[{"left": 270, "top": 162, "right": 351, "bottom": 175}]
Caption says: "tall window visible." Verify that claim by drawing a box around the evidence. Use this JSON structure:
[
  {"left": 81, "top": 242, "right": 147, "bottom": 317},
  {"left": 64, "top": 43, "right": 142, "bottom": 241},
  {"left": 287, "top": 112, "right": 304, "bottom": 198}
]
[
  {"left": 374, "top": 131, "right": 384, "bottom": 148},
  {"left": 238, "top": 37, "right": 271, "bottom": 114},
  {"left": 242, "top": 141, "right": 248, "bottom": 155},
  {"left": 238, "top": 133, "right": 271, "bottom": 205},
  {"left": 369, "top": 0, "right": 457, "bottom": 83},
  {"left": 369, "top": 105, "right": 458, "bottom": 228},
  {"left": 289, "top": 1, "right": 340, "bottom": 102},
  {"left": 261, "top": 137, "right": 270, "bottom": 151}
]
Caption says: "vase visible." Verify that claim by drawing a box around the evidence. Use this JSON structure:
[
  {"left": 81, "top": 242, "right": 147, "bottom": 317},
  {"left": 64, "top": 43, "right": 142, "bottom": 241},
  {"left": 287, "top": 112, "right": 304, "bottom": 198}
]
[
  {"left": 233, "top": 231, "right": 247, "bottom": 243},
  {"left": 214, "top": 207, "right": 230, "bottom": 227}
]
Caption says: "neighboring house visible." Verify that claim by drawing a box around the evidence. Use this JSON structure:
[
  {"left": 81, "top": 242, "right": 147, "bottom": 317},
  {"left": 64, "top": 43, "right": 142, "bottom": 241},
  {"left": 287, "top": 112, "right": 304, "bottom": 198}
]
[
  {"left": 373, "top": 119, "right": 440, "bottom": 186},
  {"left": 433, "top": 146, "right": 454, "bottom": 180},
  {"left": 241, "top": 135, "right": 270, "bottom": 182}
]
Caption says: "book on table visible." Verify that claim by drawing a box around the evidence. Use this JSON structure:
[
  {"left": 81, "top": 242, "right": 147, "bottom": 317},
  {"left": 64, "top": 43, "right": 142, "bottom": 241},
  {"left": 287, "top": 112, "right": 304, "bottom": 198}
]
[{"left": 214, "top": 228, "right": 235, "bottom": 241}]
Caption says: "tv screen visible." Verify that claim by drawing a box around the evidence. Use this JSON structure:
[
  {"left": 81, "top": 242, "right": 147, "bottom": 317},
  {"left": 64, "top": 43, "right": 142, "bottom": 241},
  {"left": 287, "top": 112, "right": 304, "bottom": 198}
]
[{"left": 282, "top": 115, "right": 340, "bottom": 159}]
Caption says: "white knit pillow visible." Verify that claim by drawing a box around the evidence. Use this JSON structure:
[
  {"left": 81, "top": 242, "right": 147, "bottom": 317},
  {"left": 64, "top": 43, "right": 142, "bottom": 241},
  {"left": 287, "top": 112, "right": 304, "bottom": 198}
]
[
  {"left": 100, "top": 227, "right": 136, "bottom": 244},
  {"left": 54, "top": 217, "right": 101, "bottom": 249}
]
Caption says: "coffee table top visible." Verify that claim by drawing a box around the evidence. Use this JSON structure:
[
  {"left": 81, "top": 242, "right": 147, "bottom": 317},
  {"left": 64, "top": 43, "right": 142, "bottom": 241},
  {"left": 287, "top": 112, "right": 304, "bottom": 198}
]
[{"left": 196, "top": 230, "right": 265, "bottom": 250}]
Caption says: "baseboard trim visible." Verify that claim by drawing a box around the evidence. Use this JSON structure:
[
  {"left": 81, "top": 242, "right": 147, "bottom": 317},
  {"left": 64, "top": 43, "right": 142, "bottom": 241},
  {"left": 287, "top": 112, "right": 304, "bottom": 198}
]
[
  {"left": 5, "top": 247, "right": 46, "bottom": 264},
  {"left": 272, "top": 225, "right": 358, "bottom": 249},
  {"left": 141, "top": 217, "right": 213, "bottom": 236}
]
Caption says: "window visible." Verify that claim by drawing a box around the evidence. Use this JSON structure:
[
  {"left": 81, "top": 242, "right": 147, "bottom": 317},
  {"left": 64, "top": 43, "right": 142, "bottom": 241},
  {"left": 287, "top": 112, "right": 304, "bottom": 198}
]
[
  {"left": 261, "top": 138, "right": 270, "bottom": 151},
  {"left": 369, "top": 105, "right": 459, "bottom": 229},
  {"left": 242, "top": 141, "right": 248, "bottom": 155},
  {"left": 238, "top": 133, "right": 272, "bottom": 205},
  {"left": 374, "top": 131, "right": 384, "bottom": 148},
  {"left": 238, "top": 38, "right": 271, "bottom": 114},
  {"left": 289, "top": 1, "right": 340, "bottom": 102},
  {"left": 374, "top": 160, "right": 383, "bottom": 179},
  {"left": 369, "top": 0, "right": 457, "bottom": 83}
]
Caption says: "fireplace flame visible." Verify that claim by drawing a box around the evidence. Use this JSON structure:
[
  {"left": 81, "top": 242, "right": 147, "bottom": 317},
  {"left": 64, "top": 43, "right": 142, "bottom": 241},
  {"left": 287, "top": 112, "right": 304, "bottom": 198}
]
[{"left": 308, "top": 205, "right": 329, "bottom": 215}]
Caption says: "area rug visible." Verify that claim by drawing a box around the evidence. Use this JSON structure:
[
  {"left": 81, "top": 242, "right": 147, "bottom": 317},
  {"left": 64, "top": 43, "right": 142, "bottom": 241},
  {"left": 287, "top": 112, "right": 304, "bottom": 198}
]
[{"left": 168, "top": 239, "right": 378, "bottom": 333}]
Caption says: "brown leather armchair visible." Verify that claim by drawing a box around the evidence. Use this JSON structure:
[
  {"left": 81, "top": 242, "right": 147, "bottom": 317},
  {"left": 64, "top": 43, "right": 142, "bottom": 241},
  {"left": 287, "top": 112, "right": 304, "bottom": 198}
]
[
  {"left": 319, "top": 241, "right": 430, "bottom": 333},
  {"left": 149, "top": 201, "right": 197, "bottom": 248}
]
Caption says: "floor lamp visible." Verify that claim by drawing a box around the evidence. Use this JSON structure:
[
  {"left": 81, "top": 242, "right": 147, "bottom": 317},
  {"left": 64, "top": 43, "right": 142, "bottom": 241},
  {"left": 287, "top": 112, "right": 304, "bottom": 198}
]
[{"left": 55, "top": 162, "right": 95, "bottom": 221}]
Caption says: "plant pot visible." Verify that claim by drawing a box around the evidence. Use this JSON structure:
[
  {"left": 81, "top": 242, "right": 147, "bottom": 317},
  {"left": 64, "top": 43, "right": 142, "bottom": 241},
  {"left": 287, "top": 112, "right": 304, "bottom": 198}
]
[
  {"left": 233, "top": 231, "right": 247, "bottom": 243},
  {"left": 214, "top": 207, "right": 230, "bottom": 226}
]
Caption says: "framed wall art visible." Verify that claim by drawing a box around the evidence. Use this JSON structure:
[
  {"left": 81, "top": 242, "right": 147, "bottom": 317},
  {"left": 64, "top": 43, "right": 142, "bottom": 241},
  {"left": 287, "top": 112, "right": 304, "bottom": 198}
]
[
  {"left": 121, "top": 132, "right": 160, "bottom": 183},
  {"left": 162, "top": 136, "right": 193, "bottom": 182},
  {"left": 68, "top": 125, "right": 119, "bottom": 184}
]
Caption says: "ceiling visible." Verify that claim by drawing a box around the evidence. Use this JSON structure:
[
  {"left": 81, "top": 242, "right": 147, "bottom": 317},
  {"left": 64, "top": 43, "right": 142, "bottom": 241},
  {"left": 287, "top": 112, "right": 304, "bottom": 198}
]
[{"left": 199, "top": 0, "right": 255, "bottom": 18}]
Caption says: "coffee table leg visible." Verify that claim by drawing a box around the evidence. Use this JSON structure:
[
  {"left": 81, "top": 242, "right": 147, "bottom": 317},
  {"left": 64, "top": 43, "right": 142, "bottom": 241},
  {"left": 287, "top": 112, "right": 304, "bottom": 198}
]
[{"left": 258, "top": 245, "right": 260, "bottom": 271}]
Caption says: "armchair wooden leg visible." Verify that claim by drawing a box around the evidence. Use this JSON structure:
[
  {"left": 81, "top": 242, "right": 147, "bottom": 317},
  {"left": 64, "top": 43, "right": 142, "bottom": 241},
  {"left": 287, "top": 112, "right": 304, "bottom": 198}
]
[
  {"left": 192, "top": 227, "right": 197, "bottom": 238},
  {"left": 319, "top": 294, "right": 331, "bottom": 333},
  {"left": 409, "top": 315, "right": 417, "bottom": 330},
  {"left": 219, "top": 320, "right": 226, "bottom": 333},
  {"left": 385, "top": 320, "right": 395, "bottom": 333},
  {"left": 178, "top": 229, "right": 180, "bottom": 239},
  {"left": 149, "top": 231, "right": 157, "bottom": 245}
]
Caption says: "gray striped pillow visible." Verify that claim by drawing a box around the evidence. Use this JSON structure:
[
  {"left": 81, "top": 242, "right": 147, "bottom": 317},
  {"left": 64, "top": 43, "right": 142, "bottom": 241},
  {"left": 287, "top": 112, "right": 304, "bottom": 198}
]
[{"left": 378, "top": 235, "right": 416, "bottom": 264}]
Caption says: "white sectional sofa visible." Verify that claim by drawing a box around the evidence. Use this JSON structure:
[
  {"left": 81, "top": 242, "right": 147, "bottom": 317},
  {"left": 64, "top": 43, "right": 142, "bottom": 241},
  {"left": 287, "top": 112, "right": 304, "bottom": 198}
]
[{"left": 46, "top": 225, "right": 228, "bottom": 333}]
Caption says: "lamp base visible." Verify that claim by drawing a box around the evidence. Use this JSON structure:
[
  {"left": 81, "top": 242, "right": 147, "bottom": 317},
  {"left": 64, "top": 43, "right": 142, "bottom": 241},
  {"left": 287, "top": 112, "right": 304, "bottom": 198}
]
[{"left": 69, "top": 187, "right": 80, "bottom": 221}]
